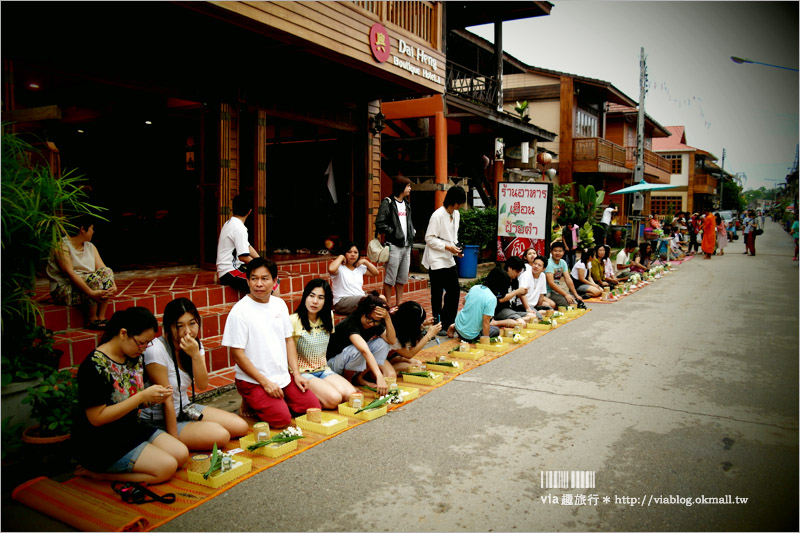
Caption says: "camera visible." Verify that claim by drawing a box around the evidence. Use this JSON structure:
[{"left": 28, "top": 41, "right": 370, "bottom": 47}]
[
  {"left": 117, "top": 483, "right": 147, "bottom": 503},
  {"left": 179, "top": 404, "right": 204, "bottom": 422}
]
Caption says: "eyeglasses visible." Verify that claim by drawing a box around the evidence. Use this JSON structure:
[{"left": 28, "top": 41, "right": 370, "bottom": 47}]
[
  {"left": 364, "top": 315, "right": 383, "bottom": 327},
  {"left": 132, "top": 336, "right": 154, "bottom": 349}
]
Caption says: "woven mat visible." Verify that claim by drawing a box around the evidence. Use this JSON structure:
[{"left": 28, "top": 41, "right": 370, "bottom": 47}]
[{"left": 13, "top": 311, "right": 589, "bottom": 531}]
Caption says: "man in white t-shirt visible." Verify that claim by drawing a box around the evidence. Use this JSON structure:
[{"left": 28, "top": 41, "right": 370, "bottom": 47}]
[
  {"left": 222, "top": 258, "right": 320, "bottom": 428},
  {"left": 614, "top": 239, "right": 637, "bottom": 280},
  {"left": 519, "top": 255, "right": 556, "bottom": 310},
  {"left": 216, "top": 194, "right": 260, "bottom": 293},
  {"left": 599, "top": 202, "right": 617, "bottom": 246}
]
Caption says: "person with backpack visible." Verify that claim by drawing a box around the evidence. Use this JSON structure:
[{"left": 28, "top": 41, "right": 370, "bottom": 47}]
[{"left": 375, "top": 177, "right": 415, "bottom": 308}]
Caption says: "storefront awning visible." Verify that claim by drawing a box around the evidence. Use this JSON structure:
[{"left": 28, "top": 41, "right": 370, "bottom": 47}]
[{"left": 609, "top": 183, "right": 680, "bottom": 195}]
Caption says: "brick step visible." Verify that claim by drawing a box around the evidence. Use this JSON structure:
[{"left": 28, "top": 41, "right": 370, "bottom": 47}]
[{"left": 51, "top": 279, "right": 430, "bottom": 370}]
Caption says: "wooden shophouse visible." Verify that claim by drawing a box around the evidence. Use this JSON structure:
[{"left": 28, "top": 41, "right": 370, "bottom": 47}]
[{"left": 2, "top": 1, "right": 455, "bottom": 270}]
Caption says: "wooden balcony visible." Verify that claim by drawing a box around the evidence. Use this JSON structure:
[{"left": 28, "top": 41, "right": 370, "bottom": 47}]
[
  {"left": 352, "top": 0, "right": 439, "bottom": 48},
  {"left": 692, "top": 172, "right": 716, "bottom": 194},
  {"left": 572, "top": 137, "right": 630, "bottom": 174},
  {"left": 624, "top": 147, "right": 672, "bottom": 182},
  {"left": 445, "top": 61, "right": 499, "bottom": 110}
]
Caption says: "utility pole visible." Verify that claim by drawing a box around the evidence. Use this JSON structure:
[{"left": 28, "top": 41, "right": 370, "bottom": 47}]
[
  {"left": 720, "top": 148, "right": 726, "bottom": 209},
  {"left": 634, "top": 47, "right": 647, "bottom": 183}
]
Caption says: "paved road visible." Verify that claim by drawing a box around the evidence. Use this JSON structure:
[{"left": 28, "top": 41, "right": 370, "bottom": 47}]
[{"left": 5, "top": 221, "right": 797, "bottom": 532}]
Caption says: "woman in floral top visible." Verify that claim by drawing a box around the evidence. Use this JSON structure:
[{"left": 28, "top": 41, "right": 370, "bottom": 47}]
[
  {"left": 72, "top": 307, "right": 188, "bottom": 484},
  {"left": 289, "top": 279, "right": 356, "bottom": 409}
]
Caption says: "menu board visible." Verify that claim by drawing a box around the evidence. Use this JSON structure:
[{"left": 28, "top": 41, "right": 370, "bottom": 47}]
[{"left": 496, "top": 182, "right": 553, "bottom": 262}]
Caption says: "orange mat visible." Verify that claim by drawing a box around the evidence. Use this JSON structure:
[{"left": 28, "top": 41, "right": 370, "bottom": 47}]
[{"left": 12, "top": 311, "right": 589, "bottom": 531}]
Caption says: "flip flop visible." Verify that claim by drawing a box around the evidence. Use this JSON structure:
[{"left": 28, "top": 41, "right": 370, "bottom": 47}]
[{"left": 85, "top": 320, "right": 106, "bottom": 330}]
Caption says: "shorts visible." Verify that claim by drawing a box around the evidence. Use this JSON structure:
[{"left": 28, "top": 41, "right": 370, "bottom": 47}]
[
  {"left": 333, "top": 294, "right": 365, "bottom": 315},
  {"left": 105, "top": 429, "right": 165, "bottom": 473},
  {"left": 328, "top": 337, "right": 391, "bottom": 374},
  {"left": 494, "top": 307, "right": 526, "bottom": 321},
  {"left": 50, "top": 267, "right": 115, "bottom": 309},
  {"left": 383, "top": 245, "right": 410, "bottom": 286},
  {"left": 138, "top": 404, "right": 207, "bottom": 434},
  {"left": 454, "top": 325, "right": 500, "bottom": 344},
  {"left": 301, "top": 368, "right": 336, "bottom": 380}
]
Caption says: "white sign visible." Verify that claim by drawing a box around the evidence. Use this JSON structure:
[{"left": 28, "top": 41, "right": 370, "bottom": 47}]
[{"left": 497, "top": 182, "right": 549, "bottom": 238}]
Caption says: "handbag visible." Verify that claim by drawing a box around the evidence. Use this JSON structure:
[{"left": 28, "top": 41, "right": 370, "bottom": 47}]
[
  {"left": 367, "top": 238, "right": 390, "bottom": 263},
  {"left": 755, "top": 228, "right": 763, "bottom": 236}
]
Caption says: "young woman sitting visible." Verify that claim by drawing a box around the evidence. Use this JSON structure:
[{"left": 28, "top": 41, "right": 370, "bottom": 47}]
[
  {"left": 591, "top": 245, "right": 617, "bottom": 289},
  {"left": 73, "top": 307, "right": 188, "bottom": 484},
  {"left": 630, "top": 242, "right": 652, "bottom": 273},
  {"left": 289, "top": 279, "right": 357, "bottom": 409},
  {"left": 140, "top": 298, "right": 249, "bottom": 450},
  {"left": 387, "top": 301, "right": 441, "bottom": 374},
  {"left": 570, "top": 248, "right": 603, "bottom": 298},
  {"left": 326, "top": 292, "right": 397, "bottom": 396},
  {"left": 328, "top": 242, "right": 381, "bottom": 314}
]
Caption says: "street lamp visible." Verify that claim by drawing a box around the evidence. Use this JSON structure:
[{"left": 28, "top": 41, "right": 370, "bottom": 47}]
[{"left": 730, "top": 56, "right": 798, "bottom": 72}]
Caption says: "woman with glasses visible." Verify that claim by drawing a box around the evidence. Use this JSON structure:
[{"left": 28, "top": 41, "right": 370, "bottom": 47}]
[
  {"left": 386, "top": 301, "right": 441, "bottom": 374},
  {"left": 326, "top": 292, "right": 397, "bottom": 396},
  {"left": 289, "top": 279, "right": 357, "bottom": 409},
  {"left": 140, "top": 298, "right": 249, "bottom": 449},
  {"left": 72, "top": 307, "right": 188, "bottom": 484}
]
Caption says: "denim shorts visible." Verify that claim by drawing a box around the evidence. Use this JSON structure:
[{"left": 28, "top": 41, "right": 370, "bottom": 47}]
[
  {"left": 138, "top": 404, "right": 206, "bottom": 435},
  {"left": 105, "top": 429, "right": 165, "bottom": 473},
  {"left": 301, "top": 368, "right": 336, "bottom": 380}
]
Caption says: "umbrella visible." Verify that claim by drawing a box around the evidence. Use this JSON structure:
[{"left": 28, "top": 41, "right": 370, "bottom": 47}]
[{"left": 609, "top": 182, "right": 680, "bottom": 195}]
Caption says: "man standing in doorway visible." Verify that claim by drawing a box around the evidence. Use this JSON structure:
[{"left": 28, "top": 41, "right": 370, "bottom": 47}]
[
  {"left": 217, "top": 194, "right": 260, "bottom": 293},
  {"left": 376, "top": 177, "right": 415, "bottom": 308},
  {"left": 422, "top": 187, "right": 467, "bottom": 335}
]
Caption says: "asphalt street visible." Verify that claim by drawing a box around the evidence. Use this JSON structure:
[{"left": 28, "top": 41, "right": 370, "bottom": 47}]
[{"left": 5, "top": 220, "right": 798, "bottom": 532}]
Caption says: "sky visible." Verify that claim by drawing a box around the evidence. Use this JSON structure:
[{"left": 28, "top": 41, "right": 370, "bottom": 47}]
[{"left": 468, "top": 1, "right": 799, "bottom": 192}]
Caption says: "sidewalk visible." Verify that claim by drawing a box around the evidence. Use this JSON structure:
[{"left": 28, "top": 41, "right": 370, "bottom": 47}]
[{"left": 4, "top": 221, "right": 797, "bottom": 532}]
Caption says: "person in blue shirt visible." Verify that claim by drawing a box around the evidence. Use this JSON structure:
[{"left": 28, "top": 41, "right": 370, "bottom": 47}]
[{"left": 447, "top": 283, "right": 501, "bottom": 342}]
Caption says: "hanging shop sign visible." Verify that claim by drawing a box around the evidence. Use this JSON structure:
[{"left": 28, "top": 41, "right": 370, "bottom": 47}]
[
  {"left": 496, "top": 182, "right": 553, "bottom": 262},
  {"left": 368, "top": 24, "right": 443, "bottom": 86}
]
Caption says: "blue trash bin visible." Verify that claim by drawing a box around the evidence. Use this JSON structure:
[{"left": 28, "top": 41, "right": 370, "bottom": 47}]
[{"left": 455, "top": 245, "right": 479, "bottom": 278}]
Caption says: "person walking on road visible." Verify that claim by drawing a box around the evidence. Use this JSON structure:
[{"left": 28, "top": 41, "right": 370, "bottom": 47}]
[
  {"left": 375, "top": 177, "right": 415, "bottom": 308},
  {"left": 743, "top": 210, "right": 759, "bottom": 256},
  {"left": 715, "top": 212, "right": 728, "bottom": 256},
  {"left": 701, "top": 211, "right": 717, "bottom": 259}
]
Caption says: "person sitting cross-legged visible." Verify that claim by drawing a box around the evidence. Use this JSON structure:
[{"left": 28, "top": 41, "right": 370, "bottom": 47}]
[
  {"left": 614, "top": 240, "right": 638, "bottom": 281},
  {"left": 483, "top": 257, "right": 539, "bottom": 329},
  {"left": 545, "top": 241, "right": 583, "bottom": 308}
]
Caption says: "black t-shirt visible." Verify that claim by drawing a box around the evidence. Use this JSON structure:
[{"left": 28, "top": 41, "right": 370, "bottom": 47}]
[
  {"left": 326, "top": 314, "right": 385, "bottom": 360},
  {"left": 71, "top": 350, "right": 157, "bottom": 472},
  {"left": 483, "top": 267, "right": 516, "bottom": 311}
]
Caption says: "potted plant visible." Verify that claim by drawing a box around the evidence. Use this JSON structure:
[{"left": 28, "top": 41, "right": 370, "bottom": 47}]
[
  {"left": 458, "top": 206, "right": 497, "bottom": 277},
  {"left": 21, "top": 366, "right": 79, "bottom": 443}
]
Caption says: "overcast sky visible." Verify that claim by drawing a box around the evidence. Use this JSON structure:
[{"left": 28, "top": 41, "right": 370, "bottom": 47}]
[{"left": 469, "top": 1, "right": 799, "bottom": 192}]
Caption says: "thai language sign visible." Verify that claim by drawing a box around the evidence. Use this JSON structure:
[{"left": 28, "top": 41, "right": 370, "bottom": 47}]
[{"left": 496, "top": 182, "right": 552, "bottom": 262}]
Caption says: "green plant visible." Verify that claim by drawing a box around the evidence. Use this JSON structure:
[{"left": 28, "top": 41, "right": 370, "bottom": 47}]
[
  {"left": 1, "top": 127, "right": 105, "bottom": 384},
  {"left": 513, "top": 100, "right": 531, "bottom": 123},
  {"left": 21, "top": 367, "right": 79, "bottom": 437},
  {"left": 2, "top": 416, "right": 25, "bottom": 459},
  {"left": 458, "top": 206, "right": 497, "bottom": 250},
  {"left": 578, "top": 221, "right": 596, "bottom": 249}
]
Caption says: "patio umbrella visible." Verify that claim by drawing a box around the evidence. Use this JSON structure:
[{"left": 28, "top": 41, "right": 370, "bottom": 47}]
[{"left": 609, "top": 182, "right": 680, "bottom": 195}]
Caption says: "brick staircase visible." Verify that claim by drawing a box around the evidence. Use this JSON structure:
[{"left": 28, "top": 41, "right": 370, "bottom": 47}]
[{"left": 34, "top": 256, "right": 432, "bottom": 398}]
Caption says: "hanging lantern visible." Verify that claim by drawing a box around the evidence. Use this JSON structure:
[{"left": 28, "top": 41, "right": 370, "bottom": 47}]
[
  {"left": 521, "top": 142, "right": 530, "bottom": 163},
  {"left": 537, "top": 152, "right": 552, "bottom": 165},
  {"left": 545, "top": 168, "right": 557, "bottom": 181}
]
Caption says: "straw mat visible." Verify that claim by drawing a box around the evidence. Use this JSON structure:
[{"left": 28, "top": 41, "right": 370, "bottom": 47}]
[{"left": 12, "top": 311, "right": 589, "bottom": 531}]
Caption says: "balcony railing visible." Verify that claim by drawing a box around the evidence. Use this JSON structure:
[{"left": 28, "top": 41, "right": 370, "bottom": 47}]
[
  {"left": 625, "top": 147, "right": 672, "bottom": 173},
  {"left": 445, "top": 62, "right": 499, "bottom": 109},
  {"left": 573, "top": 137, "right": 627, "bottom": 167},
  {"left": 352, "top": 1, "right": 438, "bottom": 47}
]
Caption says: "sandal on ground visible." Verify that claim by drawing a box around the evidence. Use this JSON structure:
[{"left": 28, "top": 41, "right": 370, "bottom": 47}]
[{"left": 85, "top": 320, "right": 106, "bottom": 330}]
